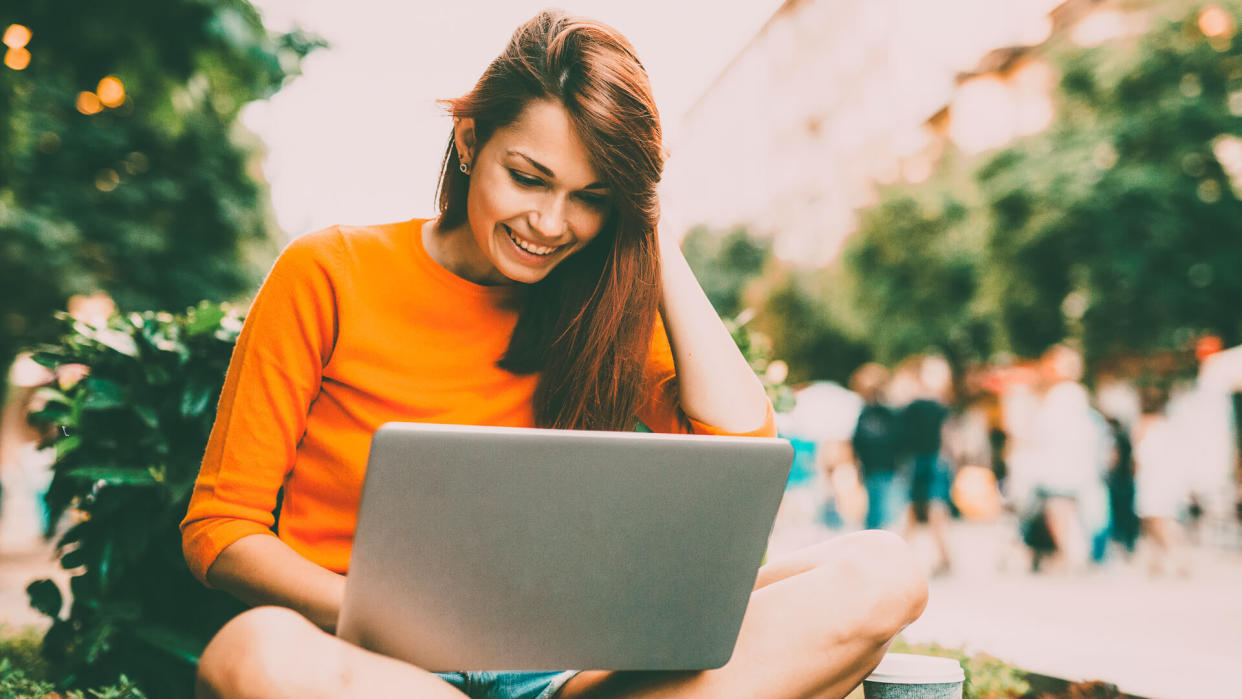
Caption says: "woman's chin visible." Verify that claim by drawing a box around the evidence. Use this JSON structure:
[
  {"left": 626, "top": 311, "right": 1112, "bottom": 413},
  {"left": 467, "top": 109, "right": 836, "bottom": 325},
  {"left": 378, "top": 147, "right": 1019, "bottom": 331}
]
[{"left": 493, "top": 235, "right": 566, "bottom": 283}]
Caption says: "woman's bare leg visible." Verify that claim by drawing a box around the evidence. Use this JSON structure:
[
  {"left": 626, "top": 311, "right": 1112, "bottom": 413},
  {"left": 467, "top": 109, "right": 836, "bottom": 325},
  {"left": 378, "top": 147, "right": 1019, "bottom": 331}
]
[
  {"left": 197, "top": 531, "right": 927, "bottom": 699},
  {"left": 196, "top": 606, "right": 468, "bottom": 699},
  {"left": 559, "top": 530, "right": 928, "bottom": 699}
]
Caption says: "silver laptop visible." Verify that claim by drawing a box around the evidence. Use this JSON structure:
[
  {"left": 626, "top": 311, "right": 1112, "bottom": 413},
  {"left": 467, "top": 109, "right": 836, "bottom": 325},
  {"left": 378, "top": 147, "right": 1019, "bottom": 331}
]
[{"left": 337, "top": 422, "right": 792, "bottom": 672}]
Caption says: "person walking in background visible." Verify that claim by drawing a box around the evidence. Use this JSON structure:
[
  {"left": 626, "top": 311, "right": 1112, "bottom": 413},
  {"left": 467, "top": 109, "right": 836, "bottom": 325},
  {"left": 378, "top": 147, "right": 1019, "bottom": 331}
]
[
  {"left": 1134, "top": 383, "right": 1193, "bottom": 577},
  {"left": 850, "top": 363, "right": 902, "bottom": 530},
  {"left": 1024, "top": 344, "right": 1100, "bottom": 573},
  {"left": 899, "top": 356, "right": 953, "bottom": 576},
  {"left": 1104, "top": 416, "right": 1140, "bottom": 557}
]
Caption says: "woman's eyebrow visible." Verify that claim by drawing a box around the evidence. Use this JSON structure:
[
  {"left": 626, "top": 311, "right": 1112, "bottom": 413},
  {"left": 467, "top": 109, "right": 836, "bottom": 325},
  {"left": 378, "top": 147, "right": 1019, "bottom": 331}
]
[{"left": 508, "top": 150, "right": 609, "bottom": 190}]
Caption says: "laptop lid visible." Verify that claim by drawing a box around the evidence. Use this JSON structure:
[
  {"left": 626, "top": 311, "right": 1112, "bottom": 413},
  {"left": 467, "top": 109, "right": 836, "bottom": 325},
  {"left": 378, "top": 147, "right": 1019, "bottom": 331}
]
[{"left": 337, "top": 422, "right": 792, "bottom": 672}]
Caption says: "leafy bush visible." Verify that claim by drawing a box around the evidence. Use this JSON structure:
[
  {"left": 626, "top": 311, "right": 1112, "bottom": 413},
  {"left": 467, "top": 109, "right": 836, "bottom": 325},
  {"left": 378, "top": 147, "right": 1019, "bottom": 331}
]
[
  {"left": 890, "top": 639, "right": 1031, "bottom": 699},
  {"left": 0, "top": 627, "right": 148, "bottom": 698},
  {"left": 25, "top": 303, "right": 247, "bottom": 696},
  {"left": 0, "top": 658, "right": 146, "bottom": 699}
]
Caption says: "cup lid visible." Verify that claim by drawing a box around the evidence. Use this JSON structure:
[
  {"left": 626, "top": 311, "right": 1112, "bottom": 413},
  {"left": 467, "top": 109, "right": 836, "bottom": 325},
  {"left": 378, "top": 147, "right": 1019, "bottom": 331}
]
[{"left": 865, "top": 653, "right": 965, "bottom": 684}]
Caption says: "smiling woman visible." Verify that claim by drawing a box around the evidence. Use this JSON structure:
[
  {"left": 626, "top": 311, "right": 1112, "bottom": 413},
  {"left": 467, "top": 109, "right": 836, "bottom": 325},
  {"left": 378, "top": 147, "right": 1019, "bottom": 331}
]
[
  {"left": 185, "top": 9, "right": 926, "bottom": 699},
  {"left": 429, "top": 11, "right": 668, "bottom": 432},
  {"left": 432, "top": 103, "right": 612, "bottom": 283}
]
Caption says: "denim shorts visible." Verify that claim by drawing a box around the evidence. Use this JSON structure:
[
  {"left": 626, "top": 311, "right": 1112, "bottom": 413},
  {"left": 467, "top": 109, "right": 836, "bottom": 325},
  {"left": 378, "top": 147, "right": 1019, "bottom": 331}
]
[{"left": 434, "top": 671, "right": 578, "bottom": 699}]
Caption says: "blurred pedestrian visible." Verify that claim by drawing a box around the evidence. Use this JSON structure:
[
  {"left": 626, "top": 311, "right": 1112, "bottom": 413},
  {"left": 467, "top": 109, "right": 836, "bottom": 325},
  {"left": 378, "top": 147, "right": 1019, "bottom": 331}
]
[
  {"left": 1024, "top": 344, "right": 1101, "bottom": 573},
  {"left": 899, "top": 356, "right": 953, "bottom": 576},
  {"left": 850, "top": 363, "right": 902, "bottom": 530},
  {"left": 1104, "top": 416, "right": 1139, "bottom": 555},
  {"left": 1134, "top": 383, "right": 1192, "bottom": 577}
]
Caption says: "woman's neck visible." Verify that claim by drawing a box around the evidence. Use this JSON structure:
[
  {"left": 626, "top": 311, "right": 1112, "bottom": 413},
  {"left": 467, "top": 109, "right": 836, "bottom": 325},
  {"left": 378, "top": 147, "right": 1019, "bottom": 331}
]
[{"left": 421, "top": 217, "right": 511, "bottom": 286}]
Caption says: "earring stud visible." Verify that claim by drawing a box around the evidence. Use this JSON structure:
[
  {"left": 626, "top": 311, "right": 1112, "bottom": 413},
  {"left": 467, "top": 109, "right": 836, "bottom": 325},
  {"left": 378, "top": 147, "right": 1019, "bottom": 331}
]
[{"left": 459, "top": 161, "right": 470, "bottom": 175}]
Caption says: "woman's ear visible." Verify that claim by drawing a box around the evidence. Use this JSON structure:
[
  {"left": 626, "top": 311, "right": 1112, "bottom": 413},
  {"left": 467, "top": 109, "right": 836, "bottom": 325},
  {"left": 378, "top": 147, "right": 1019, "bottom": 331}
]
[{"left": 453, "top": 117, "right": 477, "bottom": 166}]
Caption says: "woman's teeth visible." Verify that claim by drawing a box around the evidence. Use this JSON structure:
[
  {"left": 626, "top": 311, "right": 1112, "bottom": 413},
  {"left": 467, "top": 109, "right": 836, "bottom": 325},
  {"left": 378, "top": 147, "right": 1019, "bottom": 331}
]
[{"left": 507, "top": 227, "right": 558, "bottom": 256}]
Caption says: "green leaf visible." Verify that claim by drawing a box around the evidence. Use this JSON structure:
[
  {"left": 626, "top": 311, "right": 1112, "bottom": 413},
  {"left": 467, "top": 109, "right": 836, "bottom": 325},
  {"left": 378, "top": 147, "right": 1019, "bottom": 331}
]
[
  {"left": 179, "top": 380, "right": 215, "bottom": 418},
  {"left": 56, "top": 435, "right": 83, "bottom": 460},
  {"left": 66, "top": 467, "right": 161, "bottom": 487},
  {"left": 26, "top": 579, "right": 63, "bottom": 619},
  {"left": 133, "top": 406, "right": 160, "bottom": 429},
  {"left": 129, "top": 623, "right": 209, "bottom": 665},
  {"left": 82, "top": 378, "right": 127, "bottom": 410},
  {"left": 29, "top": 402, "right": 72, "bottom": 425},
  {"left": 76, "top": 322, "right": 140, "bottom": 357},
  {"left": 34, "top": 386, "right": 72, "bottom": 405},
  {"left": 83, "top": 619, "right": 115, "bottom": 664},
  {"left": 31, "top": 351, "right": 64, "bottom": 368},
  {"left": 98, "top": 538, "right": 114, "bottom": 593},
  {"left": 186, "top": 303, "right": 227, "bottom": 336},
  {"left": 60, "top": 547, "right": 88, "bottom": 570}
]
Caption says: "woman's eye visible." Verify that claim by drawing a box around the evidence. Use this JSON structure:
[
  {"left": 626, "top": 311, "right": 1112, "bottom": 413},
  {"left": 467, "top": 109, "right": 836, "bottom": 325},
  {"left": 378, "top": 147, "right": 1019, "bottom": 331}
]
[
  {"left": 576, "top": 193, "right": 608, "bottom": 209},
  {"left": 508, "top": 169, "right": 542, "bottom": 187}
]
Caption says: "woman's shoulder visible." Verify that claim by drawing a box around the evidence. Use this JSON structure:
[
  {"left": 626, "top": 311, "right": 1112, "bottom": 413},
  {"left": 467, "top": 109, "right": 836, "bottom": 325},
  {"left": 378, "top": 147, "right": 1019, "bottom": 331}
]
[
  {"left": 285, "top": 219, "right": 422, "bottom": 258},
  {"left": 275, "top": 219, "right": 425, "bottom": 277}
]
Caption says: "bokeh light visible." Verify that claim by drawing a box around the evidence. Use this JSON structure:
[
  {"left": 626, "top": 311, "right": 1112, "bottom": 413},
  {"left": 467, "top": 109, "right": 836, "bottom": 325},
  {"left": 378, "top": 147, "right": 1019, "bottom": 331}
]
[
  {"left": 97, "top": 76, "right": 125, "bottom": 108},
  {"left": 2, "top": 24, "right": 31, "bottom": 49},
  {"left": 76, "top": 91, "right": 102, "bottom": 115},
  {"left": 94, "top": 169, "right": 120, "bottom": 192},
  {"left": 949, "top": 76, "right": 1017, "bottom": 154},
  {"left": 1199, "top": 4, "right": 1236, "bottom": 39},
  {"left": 3, "top": 47, "right": 29, "bottom": 70}
]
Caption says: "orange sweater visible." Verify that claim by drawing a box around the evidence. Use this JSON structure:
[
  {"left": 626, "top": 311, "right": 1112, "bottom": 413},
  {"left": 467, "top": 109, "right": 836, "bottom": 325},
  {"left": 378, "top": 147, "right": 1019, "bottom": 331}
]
[{"left": 180, "top": 219, "right": 776, "bottom": 583}]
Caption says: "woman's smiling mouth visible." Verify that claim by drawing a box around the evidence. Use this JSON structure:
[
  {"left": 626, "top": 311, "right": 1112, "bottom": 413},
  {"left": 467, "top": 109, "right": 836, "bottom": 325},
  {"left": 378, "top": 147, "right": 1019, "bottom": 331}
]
[{"left": 505, "top": 225, "right": 562, "bottom": 257}]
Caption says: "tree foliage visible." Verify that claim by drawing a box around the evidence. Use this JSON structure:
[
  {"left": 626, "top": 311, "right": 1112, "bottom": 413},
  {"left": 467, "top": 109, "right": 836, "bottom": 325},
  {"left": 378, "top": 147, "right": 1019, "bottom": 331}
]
[
  {"left": 681, "top": 226, "right": 870, "bottom": 384},
  {"left": 840, "top": 189, "right": 992, "bottom": 366},
  {"left": 842, "top": 1, "right": 1242, "bottom": 367},
  {"left": 680, "top": 225, "right": 771, "bottom": 319},
  {"left": 755, "top": 273, "right": 872, "bottom": 385},
  {"left": 0, "top": 0, "right": 323, "bottom": 393}
]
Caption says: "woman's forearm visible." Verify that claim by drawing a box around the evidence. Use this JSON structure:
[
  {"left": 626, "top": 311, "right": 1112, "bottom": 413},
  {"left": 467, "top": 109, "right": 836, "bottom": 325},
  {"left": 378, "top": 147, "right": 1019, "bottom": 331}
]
[
  {"left": 205, "top": 534, "right": 346, "bottom": 632},
  {"left": 658, "top": 236, "right": 770, "bottom": 433}
]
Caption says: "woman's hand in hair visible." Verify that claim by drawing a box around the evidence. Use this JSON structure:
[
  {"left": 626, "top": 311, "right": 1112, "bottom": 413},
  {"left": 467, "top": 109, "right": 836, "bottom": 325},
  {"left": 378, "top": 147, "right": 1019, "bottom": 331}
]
[{"left": 655, "top": 231, "right": 771, "bottom": 434}]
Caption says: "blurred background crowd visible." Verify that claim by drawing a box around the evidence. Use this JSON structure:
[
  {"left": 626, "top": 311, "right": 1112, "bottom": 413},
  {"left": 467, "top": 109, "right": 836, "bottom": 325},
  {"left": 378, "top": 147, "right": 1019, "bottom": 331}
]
[
  {"left": 2, "top": 0, "right": 1242, "bottom": 696},
  {"left": 774, "top": 342, "right": 1242, "bottom": 578}
]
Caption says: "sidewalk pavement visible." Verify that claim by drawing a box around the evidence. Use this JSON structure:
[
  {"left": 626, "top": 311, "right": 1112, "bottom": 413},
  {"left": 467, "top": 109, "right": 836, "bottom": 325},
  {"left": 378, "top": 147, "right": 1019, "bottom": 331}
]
[{"left": 769, "top": 501, "right": 1242, "bottom": 699}]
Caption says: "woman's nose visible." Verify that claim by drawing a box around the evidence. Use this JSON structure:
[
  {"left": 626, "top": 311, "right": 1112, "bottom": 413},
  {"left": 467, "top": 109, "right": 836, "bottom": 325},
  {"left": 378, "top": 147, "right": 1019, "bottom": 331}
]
[{"left": 529, "top": 195, "right": 567, "bottom": 240}]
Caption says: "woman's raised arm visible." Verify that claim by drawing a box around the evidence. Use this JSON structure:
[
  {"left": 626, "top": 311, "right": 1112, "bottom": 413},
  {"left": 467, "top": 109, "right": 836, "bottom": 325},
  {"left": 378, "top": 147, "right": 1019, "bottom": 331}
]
[{"left": 655, "top": 235, "right": 772, "bottom": 434}]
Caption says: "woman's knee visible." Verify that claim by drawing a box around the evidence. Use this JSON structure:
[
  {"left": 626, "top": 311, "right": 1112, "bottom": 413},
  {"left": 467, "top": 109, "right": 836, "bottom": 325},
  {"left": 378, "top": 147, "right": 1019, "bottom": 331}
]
[
  {"left": 198, "top": 606, "right": 342, "bottom": 699},
  {"left": 830, "top": 531, "right": 929, "bottom": 642}
]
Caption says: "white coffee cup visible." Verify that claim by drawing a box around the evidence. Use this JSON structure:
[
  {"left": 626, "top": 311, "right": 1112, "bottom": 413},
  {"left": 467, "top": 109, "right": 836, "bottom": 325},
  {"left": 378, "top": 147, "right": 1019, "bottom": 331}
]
[{"left": 863, "top": 653, "right": 965, "bottom": 698}]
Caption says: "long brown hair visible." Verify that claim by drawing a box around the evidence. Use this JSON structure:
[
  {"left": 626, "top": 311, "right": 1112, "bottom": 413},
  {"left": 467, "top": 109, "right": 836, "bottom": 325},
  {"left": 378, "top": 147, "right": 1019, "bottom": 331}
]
[{"left": 436, "top": 11, "right": 664, "bottom": 431}]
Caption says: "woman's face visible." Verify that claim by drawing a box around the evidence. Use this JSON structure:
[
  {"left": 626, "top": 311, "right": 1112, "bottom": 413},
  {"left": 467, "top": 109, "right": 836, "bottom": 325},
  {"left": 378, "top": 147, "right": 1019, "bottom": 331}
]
[{"left": 455, "top": 99, "right": 612, "bottom": 285}]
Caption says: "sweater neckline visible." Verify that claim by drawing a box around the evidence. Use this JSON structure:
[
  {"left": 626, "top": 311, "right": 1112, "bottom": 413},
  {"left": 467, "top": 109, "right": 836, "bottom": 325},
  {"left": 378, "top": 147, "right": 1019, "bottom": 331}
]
[{"left": 407, "top": 218, "right": 523, "bottom": 302}]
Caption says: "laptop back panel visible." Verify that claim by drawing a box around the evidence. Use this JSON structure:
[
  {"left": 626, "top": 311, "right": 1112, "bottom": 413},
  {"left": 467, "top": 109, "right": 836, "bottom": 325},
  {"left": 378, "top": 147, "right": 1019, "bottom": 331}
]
[{"left": 338, "top": 423, "right": 792, "bottom": 671}]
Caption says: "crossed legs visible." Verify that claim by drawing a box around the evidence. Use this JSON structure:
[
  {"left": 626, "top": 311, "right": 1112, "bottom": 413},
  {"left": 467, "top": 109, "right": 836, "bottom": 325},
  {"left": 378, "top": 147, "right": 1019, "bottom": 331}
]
[{"left": 196, "top": 530, "right": 928, "bottom": 699}]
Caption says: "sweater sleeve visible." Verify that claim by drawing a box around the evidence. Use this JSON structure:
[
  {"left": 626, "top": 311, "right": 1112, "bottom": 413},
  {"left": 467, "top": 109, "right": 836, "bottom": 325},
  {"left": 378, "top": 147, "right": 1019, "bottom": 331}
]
[
  {"left": 635, "top": 314, "right": 776, "bottom": 438},
  {"left": 180, "top": 229, "right": 341, "bottom": 584}
]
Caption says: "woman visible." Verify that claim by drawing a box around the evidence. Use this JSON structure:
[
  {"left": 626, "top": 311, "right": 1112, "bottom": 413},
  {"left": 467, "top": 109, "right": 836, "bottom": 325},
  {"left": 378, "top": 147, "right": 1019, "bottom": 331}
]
[{"left": 186, "top": 11, "right": 926, "bottom": 699}]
